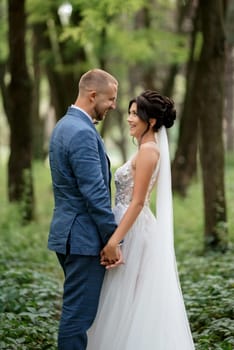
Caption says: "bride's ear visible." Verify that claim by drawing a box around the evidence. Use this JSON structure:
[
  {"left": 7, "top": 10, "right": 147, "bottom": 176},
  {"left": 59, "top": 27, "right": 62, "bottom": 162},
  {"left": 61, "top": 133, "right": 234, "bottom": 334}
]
[{"left": 149, "top": 118, "right": 156, "bottom": 128}]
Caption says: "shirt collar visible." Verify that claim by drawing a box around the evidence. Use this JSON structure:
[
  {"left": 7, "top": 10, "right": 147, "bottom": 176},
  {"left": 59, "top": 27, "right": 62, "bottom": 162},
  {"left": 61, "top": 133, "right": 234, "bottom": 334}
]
[{"left": 71, "top": 104, "right": 93, "bottom": 123}]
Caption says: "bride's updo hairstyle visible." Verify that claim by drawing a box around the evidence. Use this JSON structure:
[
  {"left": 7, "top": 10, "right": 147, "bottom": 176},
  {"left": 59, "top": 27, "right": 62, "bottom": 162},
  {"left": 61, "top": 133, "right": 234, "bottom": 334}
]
[{"left": 129, "top": 90, "right": 176, "bottom": 134}]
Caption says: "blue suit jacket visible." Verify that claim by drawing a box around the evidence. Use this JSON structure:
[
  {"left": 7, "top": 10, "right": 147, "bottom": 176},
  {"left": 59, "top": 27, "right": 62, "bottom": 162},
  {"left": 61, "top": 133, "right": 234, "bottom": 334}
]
[{"left": 48, "top": 107, "right": 117, "bottom": 255}]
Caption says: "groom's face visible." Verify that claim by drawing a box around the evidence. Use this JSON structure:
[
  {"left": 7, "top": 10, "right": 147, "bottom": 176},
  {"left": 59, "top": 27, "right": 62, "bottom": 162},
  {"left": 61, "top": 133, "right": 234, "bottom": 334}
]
[{"left": 93, "top": 83, "right": 118, "bottom": 121}]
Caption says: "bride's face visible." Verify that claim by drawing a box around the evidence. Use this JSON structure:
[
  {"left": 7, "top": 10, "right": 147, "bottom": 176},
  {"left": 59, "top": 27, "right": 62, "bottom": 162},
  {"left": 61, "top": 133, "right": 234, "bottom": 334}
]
[{"left": 127, "top": 102, "right": 147, "bottom": 140}]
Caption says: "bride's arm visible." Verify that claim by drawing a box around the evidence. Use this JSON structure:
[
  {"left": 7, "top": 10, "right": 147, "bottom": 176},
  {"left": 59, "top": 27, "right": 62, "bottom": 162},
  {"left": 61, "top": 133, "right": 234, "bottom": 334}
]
[{"left": 101, "top": 144, "right": 159, "bottom": 265}]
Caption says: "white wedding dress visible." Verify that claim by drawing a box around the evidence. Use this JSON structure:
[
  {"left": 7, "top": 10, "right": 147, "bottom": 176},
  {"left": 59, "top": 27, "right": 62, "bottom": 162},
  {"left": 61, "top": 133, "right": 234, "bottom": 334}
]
[{"left": 87, "top": 127, "right": 195, "bottom": 350}]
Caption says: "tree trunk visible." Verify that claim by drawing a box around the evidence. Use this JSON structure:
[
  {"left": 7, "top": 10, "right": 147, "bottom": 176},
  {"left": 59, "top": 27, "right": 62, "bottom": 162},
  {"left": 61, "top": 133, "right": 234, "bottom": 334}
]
[
  {"left": 224, "top": 0, "right": 234, "bottom": 150},
  {"left": 172, "top": 1, "right": 200, "bottom": 196},
  {"left": 7, "top": 0, "right": 34, "bottom": 222},
  {"left": 0, "top": 62, "right": 10, "bottom": 118},
  {"left": 48, "top": 7, "right": 87, "bottom": 120},
  {"left": 196, "top": 0, "right": 228, "bottom": 251},
  {"left": 224, "top": 44, "right": 234, "bottom": 151},
  {"left": 31, "top": 24, "right": 45, "bottom": 159},
  {"left": 34, "top": 21, "right": 76, "bottom": 120}
]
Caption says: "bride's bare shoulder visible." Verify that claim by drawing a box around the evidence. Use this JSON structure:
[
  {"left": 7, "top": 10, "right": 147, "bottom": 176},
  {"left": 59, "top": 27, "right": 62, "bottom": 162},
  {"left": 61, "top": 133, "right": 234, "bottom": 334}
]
[
  {"left": 139, "top": 142, "right": 160, "bottom": 157},
  {"left": 135, "top": 142, "right": 159, "bottom": 169}
]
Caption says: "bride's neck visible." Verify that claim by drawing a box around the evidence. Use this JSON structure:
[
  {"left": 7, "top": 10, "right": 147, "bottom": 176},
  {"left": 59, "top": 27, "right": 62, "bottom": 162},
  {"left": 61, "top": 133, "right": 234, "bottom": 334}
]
[{"left": 138, "top": 132, "right": 157, "bottom": 146}]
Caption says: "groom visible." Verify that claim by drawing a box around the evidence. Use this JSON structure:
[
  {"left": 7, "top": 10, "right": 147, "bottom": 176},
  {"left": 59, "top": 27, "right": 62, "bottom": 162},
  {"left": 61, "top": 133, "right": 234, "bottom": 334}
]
[{"left": 48, "top": 68, "right": 122, "bottom": 350}]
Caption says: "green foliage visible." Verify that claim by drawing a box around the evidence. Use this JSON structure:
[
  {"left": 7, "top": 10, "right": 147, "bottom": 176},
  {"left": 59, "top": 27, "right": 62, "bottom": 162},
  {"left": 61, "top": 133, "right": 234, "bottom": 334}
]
[
  {"left": 179, "top": 252, "right": 234, "bottom": 350},
  {"left": 0, "top": 161, "right": 61, "bottom": 349},
  {"left": 172, "top": 154, "right": 234, "bottom": 349},
  {"left": 0, "top": 157, "right": 233, "bottom": 349},
  {"left": 53, "top": 0, "right": 187, "bottom": 67},
  {"left": 77, "top": 0, "right": 145, "bottom": 18},
  {"left": 0, "top": 0, "right": 8, "bottom": 62},
  {"left": 27, "top": 0, "right": 58, "bottom": 24},
  {"left": 0, "top": 267, "right": 61, "bottom": 350}
]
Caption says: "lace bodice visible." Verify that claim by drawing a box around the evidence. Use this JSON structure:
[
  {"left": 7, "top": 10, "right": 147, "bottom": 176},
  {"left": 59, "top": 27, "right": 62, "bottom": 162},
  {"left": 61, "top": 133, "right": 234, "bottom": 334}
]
[{"left": 114, "top": 157, "right": 160, "bottom": 207}]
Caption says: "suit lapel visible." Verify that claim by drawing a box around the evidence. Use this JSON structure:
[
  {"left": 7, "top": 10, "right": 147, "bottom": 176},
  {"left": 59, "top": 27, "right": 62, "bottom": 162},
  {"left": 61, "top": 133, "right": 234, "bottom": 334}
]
[
  {"left": 95, "top": 132, "right": 112, "bottom": 197},
  {"left": 67, "top": 107, "right": 112, "bottom": 195}
]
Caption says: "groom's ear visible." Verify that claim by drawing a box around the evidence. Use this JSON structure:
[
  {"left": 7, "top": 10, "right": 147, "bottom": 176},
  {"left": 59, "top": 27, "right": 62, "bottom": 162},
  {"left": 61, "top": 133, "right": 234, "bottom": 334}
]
[{"left": 89, "top": 90, "right": 97, "bottom": 103}]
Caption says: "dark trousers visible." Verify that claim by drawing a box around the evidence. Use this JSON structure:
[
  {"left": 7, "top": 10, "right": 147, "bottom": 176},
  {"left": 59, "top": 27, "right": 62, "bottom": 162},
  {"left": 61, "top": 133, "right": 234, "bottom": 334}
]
[{"left": 56, "top": 252, "right": 105, "bottom": 350}]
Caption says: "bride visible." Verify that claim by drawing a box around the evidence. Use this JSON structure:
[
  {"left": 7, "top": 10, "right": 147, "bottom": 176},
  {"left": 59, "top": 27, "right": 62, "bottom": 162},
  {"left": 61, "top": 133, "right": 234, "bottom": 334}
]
[{"left": 87, "top": 90, "right": 195, "bottom": 349}]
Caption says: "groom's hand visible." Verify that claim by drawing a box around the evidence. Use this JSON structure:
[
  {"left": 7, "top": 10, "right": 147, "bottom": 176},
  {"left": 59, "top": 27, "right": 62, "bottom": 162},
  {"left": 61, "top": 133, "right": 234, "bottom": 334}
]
[
  {"left": 105, "top": 248, "right": 124, "bottom": 269},
  {"left": 100, "top": 245, "right": 124, "bottom": 269}
]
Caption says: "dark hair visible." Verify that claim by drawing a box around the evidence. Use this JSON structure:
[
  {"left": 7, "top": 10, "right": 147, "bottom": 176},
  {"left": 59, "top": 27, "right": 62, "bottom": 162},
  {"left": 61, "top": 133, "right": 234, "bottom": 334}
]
[{"left": 128, "top": 90, "right": 176, "bottom": 135}]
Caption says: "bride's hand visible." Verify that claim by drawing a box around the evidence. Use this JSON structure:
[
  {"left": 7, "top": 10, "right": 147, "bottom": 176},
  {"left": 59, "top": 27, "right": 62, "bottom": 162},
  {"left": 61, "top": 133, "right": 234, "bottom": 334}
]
[
  {"left": 100, "top": 242, "right": 124, "bottom": 269},
  {"left": 100, "top": 240, "right": 119, "bottom": 263},
  {"left": 105, "top": 248, "right": 124, "bottom": 270}
]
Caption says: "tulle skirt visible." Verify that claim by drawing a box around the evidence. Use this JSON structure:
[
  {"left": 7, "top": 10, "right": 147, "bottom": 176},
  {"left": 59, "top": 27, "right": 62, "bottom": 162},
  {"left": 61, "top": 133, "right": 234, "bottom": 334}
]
[{"left": 87, "top": 204, "right": 195, "bottom": 350}]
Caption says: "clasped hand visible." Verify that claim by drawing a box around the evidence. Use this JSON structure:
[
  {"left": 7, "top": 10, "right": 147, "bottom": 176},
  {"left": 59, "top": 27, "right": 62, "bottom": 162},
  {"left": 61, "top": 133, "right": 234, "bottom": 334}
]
[{"left": 100, "top": 241, "right": 124, "bottom": 269}]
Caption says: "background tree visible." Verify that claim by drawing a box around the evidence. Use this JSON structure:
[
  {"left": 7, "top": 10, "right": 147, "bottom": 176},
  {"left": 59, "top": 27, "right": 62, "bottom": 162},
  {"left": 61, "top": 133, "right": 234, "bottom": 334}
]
[
  {"left": 0, "top": 0, "right": 9, "bottom": 119},
  {"left": 193, "top": 0, "right": 228, "bottom": 251},
  {"left": 224, "top": 0, "right": 234, "bottom": 151},
  {"left": 172, "top": 0, "right": 200, "bottom": 196},
  {"left": 27, "top": 1, "right": 87, "bottom": 121},
  {"left": 7, "top": 0, "right": 34, "bottom": 221}
]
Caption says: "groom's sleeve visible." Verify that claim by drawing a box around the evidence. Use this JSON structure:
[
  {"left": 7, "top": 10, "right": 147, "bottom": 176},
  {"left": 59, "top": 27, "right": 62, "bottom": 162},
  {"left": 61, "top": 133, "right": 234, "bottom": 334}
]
[{"left": 69, "top": 128, "right": 117, "bottom": 244}]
